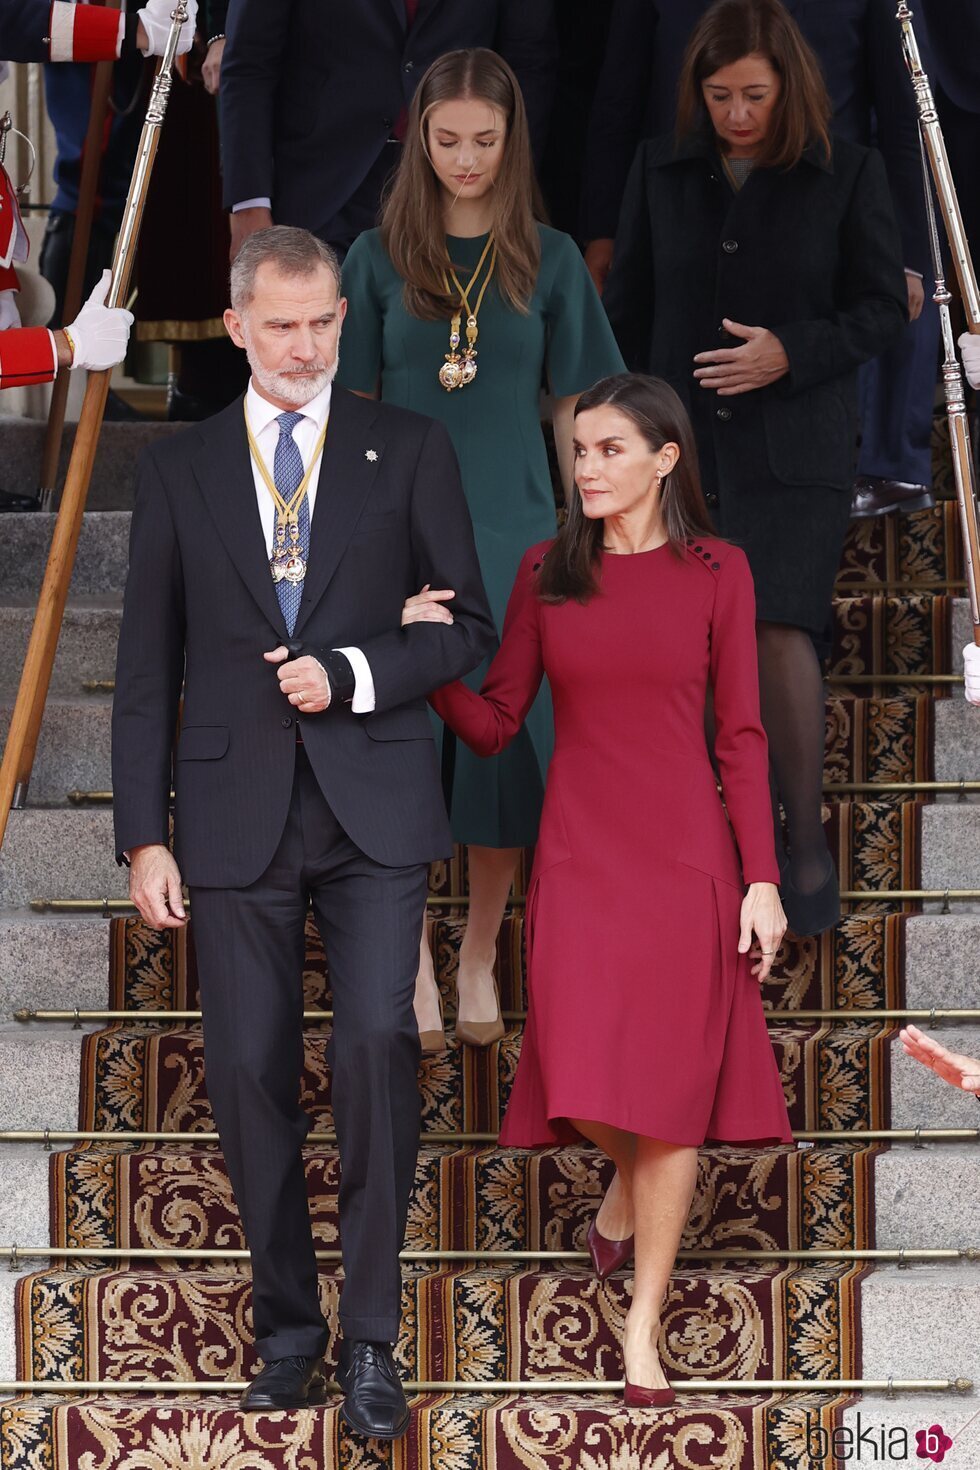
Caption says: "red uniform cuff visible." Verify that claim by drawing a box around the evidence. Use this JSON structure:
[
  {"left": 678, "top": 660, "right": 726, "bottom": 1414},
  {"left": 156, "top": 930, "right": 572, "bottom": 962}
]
[
  {"left": 0, "top": 326, "right": 59, "bottom": 389},
  {"left": 48, "top": 2, "right": 124, "bottom": 62}
]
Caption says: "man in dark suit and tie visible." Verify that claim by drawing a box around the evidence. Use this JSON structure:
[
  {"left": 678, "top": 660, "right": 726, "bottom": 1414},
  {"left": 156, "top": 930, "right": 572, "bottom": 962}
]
[
  {"left": 111, "top": 226, "right": 495, "bottom": 1437},
  {"left": 219, "top": 0, "right": 557, "bottom": 261}
]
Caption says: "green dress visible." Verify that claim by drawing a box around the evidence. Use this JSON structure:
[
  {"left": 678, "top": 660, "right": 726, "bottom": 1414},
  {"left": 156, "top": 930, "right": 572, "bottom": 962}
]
[{"left": 338, "top": 224, "right": 625, "bottom": 847}]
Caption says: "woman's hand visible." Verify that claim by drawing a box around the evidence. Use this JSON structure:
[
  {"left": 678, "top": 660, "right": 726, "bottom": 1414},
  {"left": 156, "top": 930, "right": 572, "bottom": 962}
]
[
  {"left": 738, "top": 882, "right": 787, "bottom": 982},
  {"left": 402, "top": 585, "right": 455, "bottom": 628},
  {"left": 693, "top": 318, "right": 790, "bottom": 396},
  {"left": 899, "top": 1024, "right": 980, "bottom": 1094}
]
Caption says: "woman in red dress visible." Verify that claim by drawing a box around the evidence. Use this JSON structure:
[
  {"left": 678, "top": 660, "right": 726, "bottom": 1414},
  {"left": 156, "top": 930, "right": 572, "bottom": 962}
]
[{"left": 404, "top": 373, "right": 792, "bottom": 1404}]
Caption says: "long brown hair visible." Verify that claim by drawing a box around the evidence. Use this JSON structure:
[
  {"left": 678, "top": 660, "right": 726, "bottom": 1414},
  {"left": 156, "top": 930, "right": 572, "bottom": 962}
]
[
  {"left": 380, "top": 48, "right": 545, "bottom": 320},
  {"left": 537, "top": 375, "right": 719, "bottom": 606},
  {"left": 676, "top": 0, "right": 832, "bottom": 169}
]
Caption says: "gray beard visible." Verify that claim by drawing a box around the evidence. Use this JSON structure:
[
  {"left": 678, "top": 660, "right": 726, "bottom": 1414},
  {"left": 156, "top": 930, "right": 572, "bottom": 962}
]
[{"left": 243, "top": 330, "right": 339, "bottom": 407}]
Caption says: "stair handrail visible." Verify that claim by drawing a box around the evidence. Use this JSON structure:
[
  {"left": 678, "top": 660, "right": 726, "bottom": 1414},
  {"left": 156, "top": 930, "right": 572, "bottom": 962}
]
[{"left": 0, "top": 4, "right": 190, "bottom": 848}]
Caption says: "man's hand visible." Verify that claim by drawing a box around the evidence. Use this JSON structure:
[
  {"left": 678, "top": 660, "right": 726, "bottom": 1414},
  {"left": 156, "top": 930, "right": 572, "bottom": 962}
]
[
  {"left": 584, "top": 239, "right": 615, "bottom": 296},
  {"left": 402, "top": 585, "right": 455, "bottom": 627},
  {"left": 738, "top": 882, "right": 787, "bottom": 983},
  {"left": 905, "top": 270, "right": 925, "bottom": 322},
  {"left": 129, "top": 844, "right": 187, "bottom": 929},
  {"left": 693, "top": 318, "right": 790, "bottom": 396},
  {"left": 900, "top": 1023, "right": 980, "bottom": 1093},
  {"left": 202, "top": 35, "right": 225, "bottom": 94},
  {"left": 230, "top": 207, "right": 274, "bottom": 263},
  {"left": 265, "top": 647, "right": 331, "bottom": 712},
  {"left": 136, "top": 0, "right": 198, "bottom": 56}
]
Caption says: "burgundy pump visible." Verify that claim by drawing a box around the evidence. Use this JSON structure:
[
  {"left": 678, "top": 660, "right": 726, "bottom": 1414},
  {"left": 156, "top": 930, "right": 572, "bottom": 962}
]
[
  {"left": 623, "top": 1380, "right": 676, "bottom": 1409},
  {"left": 586, "top": 1217, "right": 634, "bottom": 1279}
]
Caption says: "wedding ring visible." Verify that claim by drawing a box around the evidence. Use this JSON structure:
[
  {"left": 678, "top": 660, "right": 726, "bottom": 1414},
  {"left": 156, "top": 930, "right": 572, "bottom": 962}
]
[
  {"left": 761, "top": 949, "right": 775, "bottom": 955},
  {"left": 296, "top": 691, "right": 306, "bottom": 704}
]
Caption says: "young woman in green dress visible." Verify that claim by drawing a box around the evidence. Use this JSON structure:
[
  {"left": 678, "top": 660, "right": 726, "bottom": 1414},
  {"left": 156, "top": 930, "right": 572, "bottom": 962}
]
[{"left": 337, "top": 49, "right": 624, "bottom": 1053}]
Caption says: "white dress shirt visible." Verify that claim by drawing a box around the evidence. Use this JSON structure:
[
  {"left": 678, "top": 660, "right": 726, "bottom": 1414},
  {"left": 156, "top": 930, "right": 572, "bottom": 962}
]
[{"left": 244, "top": 378, "right": 376, "bottom": 712}]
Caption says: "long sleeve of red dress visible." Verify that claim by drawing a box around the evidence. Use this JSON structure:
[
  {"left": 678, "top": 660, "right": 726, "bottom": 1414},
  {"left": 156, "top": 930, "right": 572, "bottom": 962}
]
[
  {"left": 708, "top": 548, "right": 780, "bottom": 886},
  {"left": 430, "top": 546, "right": 545, "bottom": 756}
]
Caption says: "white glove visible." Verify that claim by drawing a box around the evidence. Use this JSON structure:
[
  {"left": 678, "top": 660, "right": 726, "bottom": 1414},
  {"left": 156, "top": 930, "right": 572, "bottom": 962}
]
[
  {"left": 137, "top": 0, "right": 198, "bottom": 57},
  {"left": 965, "top": 642, "right": 980, "bottom": 706},
  {"left": 66, "top": 271, "right": 134, "bottom": 372},
  {"left": 958, "top": 331, "right": 980, "bottom": 390}
]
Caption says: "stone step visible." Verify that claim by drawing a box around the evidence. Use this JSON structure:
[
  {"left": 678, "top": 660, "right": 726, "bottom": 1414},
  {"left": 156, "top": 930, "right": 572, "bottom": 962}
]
[
  {"left": 873, "top": 1145, "right": 980, "bottom": 1249},
  {"left": 0, "top": 604, "right": 120, "bottom": 697},
  {"left": 904, "top": 915, "right": 980, "bottom": 1008},
  {"left": 0, "top": 419, "right": 179, "bottom": 511},
  {"left": 0, "top": 699, "right": 112, "bottom": 802},
  {"left": 0, "top": 1024, "right": 91, "bottom": 1130},
  {"left": 933, "top": 698, "right": 980, "bottom": 784},
  {"left": 0, "top": 810, "right": 123, "bottom": 906},
  {"left": 0, "top": 912, "right": 112, "bottom": 1021},
  {"left": 861, "top": 1265, "right": 980, "bottom": 1386},
  {"left": 840, "top": 1396, "right": 980, "bottom": 1467},
  {"left": 891, "top": 1026, "right": 980, "bottom": 1128},
  {"left": 921, "top": 804, "right": 980, "bottom": 907},
  {"left": 0, "top": 513, "right": 130, "bottom": 600},
  {"left": 16, "top": 1261, "right": 857, "bottom": 1382},
  {"left": 45, "top": 1140, "right": 871, "bottom": 1256}
]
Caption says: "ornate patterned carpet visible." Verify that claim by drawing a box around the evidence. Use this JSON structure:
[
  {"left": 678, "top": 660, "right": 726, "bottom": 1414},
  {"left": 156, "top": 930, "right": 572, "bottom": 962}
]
[{"left": 0, "top": 503, "right": 965, "bottom": 1468}]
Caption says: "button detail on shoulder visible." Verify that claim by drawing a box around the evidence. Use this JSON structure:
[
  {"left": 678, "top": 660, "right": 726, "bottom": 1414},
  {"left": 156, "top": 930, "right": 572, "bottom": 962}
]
[{"left": 712, "top": 561, "right": 721, "bottom": 570}]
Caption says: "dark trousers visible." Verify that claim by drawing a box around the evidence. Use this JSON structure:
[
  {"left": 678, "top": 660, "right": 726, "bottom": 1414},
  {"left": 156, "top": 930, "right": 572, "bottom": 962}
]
[
  {"left": 858, "top": 297, "right": 941, "bottom": 489},
  {"left": 190, "top": 748, "right": 427, "bottom": 1360}
]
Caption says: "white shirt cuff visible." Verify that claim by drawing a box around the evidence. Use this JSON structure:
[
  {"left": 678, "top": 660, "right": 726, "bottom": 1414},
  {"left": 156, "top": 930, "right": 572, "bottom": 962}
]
[
  {"left": 116, "top": 12, "right": 125, "bottom": 56},
  {"left": 904, "top": 267, "right": 924, "bottom": 279},
  {"left": 335, "top": 647, "right": 376, "bottom": 713},
  {"left": 48, "top": 328, "right": 60, "bottom": 378},
  {"left": 233, "top": 198, "right": 272, "bottom": 213}
]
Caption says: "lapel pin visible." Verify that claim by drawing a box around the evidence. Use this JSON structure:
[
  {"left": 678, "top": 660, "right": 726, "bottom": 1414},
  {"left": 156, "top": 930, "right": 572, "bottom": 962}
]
[{"left": 365, "top": 449, "right": 379, "bottom": 462}]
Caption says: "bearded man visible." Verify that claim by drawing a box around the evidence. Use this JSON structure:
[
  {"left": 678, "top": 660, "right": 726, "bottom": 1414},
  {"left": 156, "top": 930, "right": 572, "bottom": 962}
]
[{"left": 111, "top": 226, "right": 495, "bottom": 1436}]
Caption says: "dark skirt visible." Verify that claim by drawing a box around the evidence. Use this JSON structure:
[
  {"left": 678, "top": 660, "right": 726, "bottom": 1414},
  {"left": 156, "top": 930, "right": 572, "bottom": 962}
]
[{"left": 712, "top": 479, "right": 852, "bottom": 642}]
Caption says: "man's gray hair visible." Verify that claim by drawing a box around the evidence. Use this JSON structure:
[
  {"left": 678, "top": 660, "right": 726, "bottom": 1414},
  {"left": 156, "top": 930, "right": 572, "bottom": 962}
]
[{"left": 229, "top": 226, "right": 342, "bottom": 314}]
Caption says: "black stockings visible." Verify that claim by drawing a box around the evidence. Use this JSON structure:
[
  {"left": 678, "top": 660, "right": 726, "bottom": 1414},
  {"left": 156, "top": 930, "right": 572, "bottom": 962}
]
[{"left": 755, "top": 621, "right": 831, "bottom": 895}]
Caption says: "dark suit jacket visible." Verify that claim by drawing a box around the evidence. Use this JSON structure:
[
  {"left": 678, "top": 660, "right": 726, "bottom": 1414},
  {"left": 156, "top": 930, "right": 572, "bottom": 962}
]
[
  {"left": 219, "top": 0, "right": 557, "bottom": 241},
  {"left": 1, "top": 0, "right": 50, "bottom": 59},
  {"left": 583, "top": 0, "right": 928, "bottom": 271},
  {"left": 111, "top": 388, "right": 497, "bottom": 888},
  {"left": 604, "top": 133, "right": 907, "bottom": 496}
]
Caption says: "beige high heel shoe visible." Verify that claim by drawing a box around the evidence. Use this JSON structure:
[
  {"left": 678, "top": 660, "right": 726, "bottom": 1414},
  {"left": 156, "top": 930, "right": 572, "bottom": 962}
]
[
  {"left": 454, "top": 969, "right": 505, "bottom": 1048},
  {"left": 418, "top": 984, "right": 447, "bottom": 1057}
]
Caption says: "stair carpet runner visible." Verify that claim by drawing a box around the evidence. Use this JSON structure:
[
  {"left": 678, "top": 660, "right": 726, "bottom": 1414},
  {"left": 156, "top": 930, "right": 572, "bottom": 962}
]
[{"left": 0, "top": 502, "right": 965, "bottom": 1468}]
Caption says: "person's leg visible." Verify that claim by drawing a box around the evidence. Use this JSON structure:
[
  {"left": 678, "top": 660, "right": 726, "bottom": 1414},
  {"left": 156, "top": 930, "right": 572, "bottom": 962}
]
[
  {"left": 570, "top": 1118, "right": 637, "bottom": 1240},
  {"left": 310, "top": 833, "right": 428, "bottom": 1344},
  {"left": 756, "top": 620, "right": 830, "bottom": 895},
  {"left": 412, "top": 916, "right": 442, "bottom": 1040},
  {"left": 456, "top": 844, "right": 522, "bottom": 1025},
  {"left": 623, "top": 1138, "right": 699, "bottom": 1391},
  {"left": 189, "top": 798, "right": 327, "bottom": 1362}
]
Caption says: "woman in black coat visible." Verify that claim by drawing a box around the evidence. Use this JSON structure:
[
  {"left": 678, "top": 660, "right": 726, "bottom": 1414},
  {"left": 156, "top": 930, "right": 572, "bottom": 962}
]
[{"left": 604, "top": 0, "right": 907, "bottom": 936}]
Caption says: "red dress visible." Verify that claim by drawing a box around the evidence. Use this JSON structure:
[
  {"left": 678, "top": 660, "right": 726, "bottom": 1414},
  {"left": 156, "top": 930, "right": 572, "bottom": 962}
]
[{"left": 431, "top": 536, "right": 794, "bottom": 1149}]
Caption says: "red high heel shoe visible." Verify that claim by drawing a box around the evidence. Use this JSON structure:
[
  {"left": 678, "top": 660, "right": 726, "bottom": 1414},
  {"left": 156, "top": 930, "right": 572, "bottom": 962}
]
[
  {"left": 623, "top": 1379, "right": 676, "bottom": 1408},
  {"left": 586, "top": 1217, "right": 634, "bottom": 1280}
]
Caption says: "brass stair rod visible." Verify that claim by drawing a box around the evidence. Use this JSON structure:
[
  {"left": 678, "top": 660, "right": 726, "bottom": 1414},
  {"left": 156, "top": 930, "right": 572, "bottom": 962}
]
[
  {"left": 1, "top": 1128, "right": 978, "bottom": 1145},
  {"left": 0, "top": 1377, "right": 970, "bottom": 1395},
  {"left": 0, "top": 1245, "right": 968, "bottom": 1264},
  {"left": 828, "top": 674, "right": 963, "bottom": 684},
  {"left": 26, "top": 890, "right": 980, "bottom": 913},
  {"left": 15, "top": 1007, "right": 980, "bottom": 1024}
]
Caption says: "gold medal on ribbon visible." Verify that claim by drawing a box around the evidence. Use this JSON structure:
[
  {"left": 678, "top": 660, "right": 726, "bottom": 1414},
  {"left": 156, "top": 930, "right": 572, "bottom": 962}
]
[
  {"left": 439, "top": 236, "right": 496, "bottom": 393},
  {"left": 244, "top": 407, "right": 328, "bottom": 586}
]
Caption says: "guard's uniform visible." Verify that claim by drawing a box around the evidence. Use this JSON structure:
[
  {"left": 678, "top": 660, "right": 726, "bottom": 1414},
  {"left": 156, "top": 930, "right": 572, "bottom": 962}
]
[{"left": 1, "top": 1, "right": 136, "bottom": 64}]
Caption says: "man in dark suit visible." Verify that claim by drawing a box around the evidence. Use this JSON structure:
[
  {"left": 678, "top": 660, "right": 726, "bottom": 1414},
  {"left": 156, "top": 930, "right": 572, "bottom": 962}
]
[
  {"left": 219, "top": 0, "right": 557, "bottom": 260},
  {"left": 582, "top": 0, "right": 938, "bottom": 519},
  {"left": 111, "top": 226, "right": 495, "bottom": 1437}
]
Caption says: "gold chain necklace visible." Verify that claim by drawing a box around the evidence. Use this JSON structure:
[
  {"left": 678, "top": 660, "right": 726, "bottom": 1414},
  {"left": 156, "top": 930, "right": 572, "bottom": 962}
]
[
  {"left": 438, "top": 233, "right": 497, "bottom": 392},
  {"left": 244, "top": 405, "right": 328, "bottom": 586}
]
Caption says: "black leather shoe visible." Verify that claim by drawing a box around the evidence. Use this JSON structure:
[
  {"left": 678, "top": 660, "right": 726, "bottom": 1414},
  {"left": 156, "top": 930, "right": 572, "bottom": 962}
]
[
  {"left": 850, "top": 476, "right": 935, "bottom": 519},
  {"left": 239, "top": 1354, "right": 327, "bottom": 1411},
  {"left": 780, "top": 855, "right": 841, "bottom": 937},
  {"left": 0, "top": 490, "right": 42, "bottom": 512},
  {"left": 336, "top": 1339, "right": 410, "bottom": 1440}
]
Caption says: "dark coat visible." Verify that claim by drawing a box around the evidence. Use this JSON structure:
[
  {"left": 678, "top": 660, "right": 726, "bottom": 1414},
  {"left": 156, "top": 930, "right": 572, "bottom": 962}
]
[
  {"left": 583, "top": 0, "right": 928, "bottom": 271},
  {"left": 111, "top": 388, "right": 497, "bottom": 888},
  {"left": 1, "top": 0, "right": 52, "bottom": 59},
  {"left": 604, "top": 133, "right": 908, "bottom": 499},
  {"left": 219, "top": 0, "right": 557, "bottom": 243}
]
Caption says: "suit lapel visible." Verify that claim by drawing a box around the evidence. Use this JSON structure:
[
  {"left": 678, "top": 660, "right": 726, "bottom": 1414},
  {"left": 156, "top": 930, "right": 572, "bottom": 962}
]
[
  {"left": 191, "top": 399, "right": 289, "bottom": 638},
  {"left": 292, "top": 389, "right": 384, "bottom": 636}
]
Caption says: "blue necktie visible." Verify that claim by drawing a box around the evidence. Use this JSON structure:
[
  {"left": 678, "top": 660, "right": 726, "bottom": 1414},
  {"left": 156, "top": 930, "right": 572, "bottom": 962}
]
[{"left": 272, "top": 410, "right": 310, "bottom": 635}]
